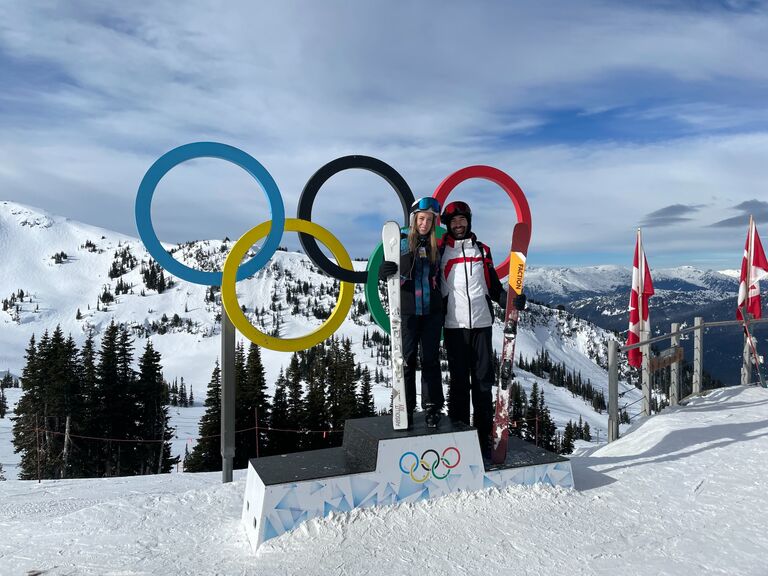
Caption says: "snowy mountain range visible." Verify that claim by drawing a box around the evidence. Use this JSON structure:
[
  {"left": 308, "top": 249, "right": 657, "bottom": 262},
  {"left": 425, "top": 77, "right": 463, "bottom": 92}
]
[
  {"left": 524, "top": 263, "right": 755, "bottom": 382},
  {"left": 1, "top": 200, "right": 745, "bottom": 478}
]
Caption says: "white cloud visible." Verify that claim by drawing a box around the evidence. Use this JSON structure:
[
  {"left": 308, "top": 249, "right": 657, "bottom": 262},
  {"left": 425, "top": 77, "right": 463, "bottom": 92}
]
[{"left": 1, "top": 1, "right": 767, "bottom": 268}]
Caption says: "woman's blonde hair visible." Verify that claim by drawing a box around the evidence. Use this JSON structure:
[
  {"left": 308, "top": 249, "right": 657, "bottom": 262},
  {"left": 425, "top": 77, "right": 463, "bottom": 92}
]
[{"left": 408, "top": 212, "right": 439, "bottom": 263}]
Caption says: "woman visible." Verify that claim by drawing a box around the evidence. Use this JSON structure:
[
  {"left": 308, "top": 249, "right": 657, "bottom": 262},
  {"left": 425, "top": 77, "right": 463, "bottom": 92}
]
[{"left": 379, "top": 197, "right": 444, "bottom": 428}]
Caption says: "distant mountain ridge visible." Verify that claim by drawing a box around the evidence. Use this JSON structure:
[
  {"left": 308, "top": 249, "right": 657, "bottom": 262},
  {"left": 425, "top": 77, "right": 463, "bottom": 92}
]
[{"left": 525, "top": 263, "right": 752, "bottom": 382}]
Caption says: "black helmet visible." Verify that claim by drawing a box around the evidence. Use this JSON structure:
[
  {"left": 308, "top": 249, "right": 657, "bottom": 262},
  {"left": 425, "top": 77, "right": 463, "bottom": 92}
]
[{"left": 441, "top": 201, "right": 472, "bottom": 227}]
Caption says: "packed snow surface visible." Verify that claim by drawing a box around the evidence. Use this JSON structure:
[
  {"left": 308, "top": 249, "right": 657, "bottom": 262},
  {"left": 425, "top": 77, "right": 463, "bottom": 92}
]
[{"left": 1, "top": 385, "right": 766, "bottom": 575}]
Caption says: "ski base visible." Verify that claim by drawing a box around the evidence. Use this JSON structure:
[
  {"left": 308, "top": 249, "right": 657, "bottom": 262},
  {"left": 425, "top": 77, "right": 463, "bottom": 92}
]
[
  {"left": 383, "top": 221, "right": 408, "bottom": 430},
  {"left": 490, "top": 222, "right": 530, "bottom": 464}
]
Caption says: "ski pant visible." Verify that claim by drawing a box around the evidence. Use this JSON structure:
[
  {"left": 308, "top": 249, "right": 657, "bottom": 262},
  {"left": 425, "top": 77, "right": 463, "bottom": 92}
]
[
  {"left": 402, "top": 312, "right": 444, "bottom": 416},
  {"left": 444, "top": 326, "right": 494, "bottom": 446}
]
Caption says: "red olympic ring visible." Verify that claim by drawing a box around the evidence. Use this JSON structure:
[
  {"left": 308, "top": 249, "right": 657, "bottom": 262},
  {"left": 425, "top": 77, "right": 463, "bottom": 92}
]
[
  {"left": 441, "top": 446, "right": 461, "bottom": 469},
  {"left": 433, "top": 165, "right": 532, "bottom": 279}
]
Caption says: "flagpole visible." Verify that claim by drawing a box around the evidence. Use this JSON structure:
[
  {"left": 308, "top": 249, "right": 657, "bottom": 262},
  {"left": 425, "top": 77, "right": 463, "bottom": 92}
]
[
  {"left": 741, "top": 215, "right": 766, "bottom": 387},
  {"left": 638, "top": 228, "right": 651, "bottom": 416}
]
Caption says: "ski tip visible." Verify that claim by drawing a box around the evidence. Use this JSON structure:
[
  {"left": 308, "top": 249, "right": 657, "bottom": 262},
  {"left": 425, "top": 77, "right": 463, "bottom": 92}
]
[{"left": 511, "top": 222, "right": 531, "bottom": 253}]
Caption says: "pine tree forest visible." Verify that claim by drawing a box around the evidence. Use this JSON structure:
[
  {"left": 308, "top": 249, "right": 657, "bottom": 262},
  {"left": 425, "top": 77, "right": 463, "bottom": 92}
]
[
  {"left": 11, "top": 322, "right": 177, "bottom": 479},
  {"left": 10, "top": 323, "right": 579, "bottom": 479},
  {"left": 185, "top": 335, "right": 377, "bottom": 472}
]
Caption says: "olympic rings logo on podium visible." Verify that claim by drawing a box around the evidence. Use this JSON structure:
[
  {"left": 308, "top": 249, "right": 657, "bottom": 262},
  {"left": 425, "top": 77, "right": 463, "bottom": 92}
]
[
  {"left": 398, "top": 447, "right": 461, "bottom": 483},
  {"left": 135, "top": 142, "right": 531, "bottom": 352}
]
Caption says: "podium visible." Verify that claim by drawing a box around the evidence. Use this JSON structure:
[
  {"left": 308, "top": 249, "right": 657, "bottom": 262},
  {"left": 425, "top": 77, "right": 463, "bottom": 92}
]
[{"left": 242, "top": 414, "right": 573, "bottom": 550}]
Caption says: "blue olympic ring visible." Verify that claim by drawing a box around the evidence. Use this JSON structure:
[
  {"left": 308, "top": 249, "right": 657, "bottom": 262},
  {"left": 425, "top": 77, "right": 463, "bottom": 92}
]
[{"left": 135, "top": 142, "right": 285, "bottom": 286}]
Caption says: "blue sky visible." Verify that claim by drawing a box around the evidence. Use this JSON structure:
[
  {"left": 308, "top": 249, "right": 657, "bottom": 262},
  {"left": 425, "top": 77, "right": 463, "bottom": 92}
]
[{"left": 1, "top": 1, "right": 767, "bottom": 269}]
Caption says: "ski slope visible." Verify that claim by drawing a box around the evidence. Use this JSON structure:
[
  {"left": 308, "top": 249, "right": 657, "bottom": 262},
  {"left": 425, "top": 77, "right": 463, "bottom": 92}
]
[{"left": 1, "top": 385, "right": 765, "bottom": 575}]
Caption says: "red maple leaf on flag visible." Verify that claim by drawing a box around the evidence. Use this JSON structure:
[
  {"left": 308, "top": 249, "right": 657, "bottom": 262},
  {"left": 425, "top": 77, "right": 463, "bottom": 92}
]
[
  {"left": 737, "top": 219, "right": 768, "bottom": 321},
  {"left": 627, "top": 233, "right": 654, "bottom": 368}
]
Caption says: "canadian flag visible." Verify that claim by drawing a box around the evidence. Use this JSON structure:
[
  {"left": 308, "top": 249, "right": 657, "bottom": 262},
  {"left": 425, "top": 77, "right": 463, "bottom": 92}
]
[
  {"left": 627, "top": 230, "right": 654, "bottom": 368},
  {"left": 736, "top": 217, "right": 768, "bottom": 321}
]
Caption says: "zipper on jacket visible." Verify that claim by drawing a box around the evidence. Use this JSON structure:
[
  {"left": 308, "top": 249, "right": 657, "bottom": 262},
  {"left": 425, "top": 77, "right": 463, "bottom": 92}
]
[
  {"left": 420, "top": 256, "right": 426, "bottom": 315},
  {"left": 461, "top": 241, "right": 473, "bottom": 329}
]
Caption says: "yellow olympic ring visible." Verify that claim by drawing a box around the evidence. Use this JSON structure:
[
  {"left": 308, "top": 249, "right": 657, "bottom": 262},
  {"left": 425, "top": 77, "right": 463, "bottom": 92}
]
[
  {"left": 409, "top": 462, "right": 430, "bottom": 484},
  {"left": 222, "top": 218, "right": 354, "bottom": 352}
]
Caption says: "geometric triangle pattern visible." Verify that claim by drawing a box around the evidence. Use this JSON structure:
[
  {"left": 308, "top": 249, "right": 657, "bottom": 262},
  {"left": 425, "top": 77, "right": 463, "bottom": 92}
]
[
  {"left": 275, "top": 488, "right": 301, "bottom": 511},
  {"left": 397, "top": 476, "right": 426, "bottom": 501},
  {"left": 483, "top": 474, "right": 499, "bottom": 489},
  {"left": 350, "top": 477, "right": 381, "bottom": 507}
]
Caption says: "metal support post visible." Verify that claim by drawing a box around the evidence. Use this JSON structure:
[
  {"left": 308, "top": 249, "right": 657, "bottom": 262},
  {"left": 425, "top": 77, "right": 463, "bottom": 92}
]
[
  {"left": 641, "top": 328, "right": 651, "bottom": 416},
  {"left": 693, "top": 316, "right": 703, "bottom": 395},
  {"left": 741, "top": 332, "right": 752, "bottom": 386},
  {"left": 670, "top": 322, "right": 680, "bottom": 406},
  {"left": 608, "top": 340, "right": 619, "bottom": 442},
  {"left": 221, "top": 299, "right": 236, "bottom": 483}
]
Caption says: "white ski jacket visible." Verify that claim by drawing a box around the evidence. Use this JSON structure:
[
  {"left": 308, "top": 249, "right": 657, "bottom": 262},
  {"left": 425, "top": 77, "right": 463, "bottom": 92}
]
[{"left": 440, "top": 235, "right": 504, "bottom": 330}]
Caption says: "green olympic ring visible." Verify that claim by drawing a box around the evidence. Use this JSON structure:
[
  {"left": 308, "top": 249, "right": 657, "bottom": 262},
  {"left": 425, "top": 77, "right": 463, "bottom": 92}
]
[{"left": 365, "top": 226, "right": 446, "bottom": 333}]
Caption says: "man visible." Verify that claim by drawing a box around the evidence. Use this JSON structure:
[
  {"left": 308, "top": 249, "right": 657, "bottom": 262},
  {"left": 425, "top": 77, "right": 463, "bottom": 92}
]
[{"left": 439, "top": 201, "right": 526, "bottom": 454}]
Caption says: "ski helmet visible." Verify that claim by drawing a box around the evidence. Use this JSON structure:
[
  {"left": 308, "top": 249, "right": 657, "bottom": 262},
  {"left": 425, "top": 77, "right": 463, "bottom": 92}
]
[
  {"left": 409, "top": 197, "right": 440, "bottom": 228},
  {"left": 441, "top": 201, "right": 472, "bottom": 234}
]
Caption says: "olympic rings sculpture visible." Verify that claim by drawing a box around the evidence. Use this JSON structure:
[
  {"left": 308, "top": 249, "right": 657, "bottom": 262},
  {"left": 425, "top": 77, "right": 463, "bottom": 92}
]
[
  {"left": 398, "top": 447, "right": 461, "bottom": 483},
  {"left": 135, "top": 142, "right": 532, "bottom": 352}
]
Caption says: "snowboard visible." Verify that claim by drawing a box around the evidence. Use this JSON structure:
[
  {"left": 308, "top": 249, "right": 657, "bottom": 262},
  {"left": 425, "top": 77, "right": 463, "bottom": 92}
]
[
  {"left": 382, "top": 221, "right": 408, "bottom": 430},
  {"left": 490, "top": 222, "right": 532, "bottom": 464}
]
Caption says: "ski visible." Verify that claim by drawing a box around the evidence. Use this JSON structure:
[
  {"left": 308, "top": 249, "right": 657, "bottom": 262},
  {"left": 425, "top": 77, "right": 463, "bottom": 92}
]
[
  {"left": 382, "top": 221, "right": 408, "bottom": 430},
  {"left": 490, "top": 222, "right": 532, "bottom": 464}
]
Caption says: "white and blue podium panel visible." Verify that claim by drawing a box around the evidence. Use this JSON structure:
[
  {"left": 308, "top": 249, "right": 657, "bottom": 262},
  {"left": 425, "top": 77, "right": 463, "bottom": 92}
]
[{"left": 242, "top": 414, "right": 573, "bottom": 550}]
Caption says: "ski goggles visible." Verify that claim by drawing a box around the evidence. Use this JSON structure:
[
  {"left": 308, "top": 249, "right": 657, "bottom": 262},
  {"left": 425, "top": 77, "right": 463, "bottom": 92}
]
[
  {"left": 410, "top": 197, "right": 441, "bottom": 215},
  {"left": 442, "top": 201, "right": 471, "bottom": 219}
]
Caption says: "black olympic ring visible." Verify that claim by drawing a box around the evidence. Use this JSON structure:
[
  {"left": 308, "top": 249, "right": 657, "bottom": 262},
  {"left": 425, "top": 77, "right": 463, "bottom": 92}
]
[
  {"left": 420, "top": 449, "right": 441, "bottom": 472},
  {"left": 296, "top": 155, "right": 415, "bottom": 284}
]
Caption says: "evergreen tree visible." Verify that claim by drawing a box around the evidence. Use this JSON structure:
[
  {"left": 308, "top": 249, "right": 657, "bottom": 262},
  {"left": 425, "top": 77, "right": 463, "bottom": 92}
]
[
  {"left": 582, "top": 420, "right": 592, "bottom": 442},
  {"left": 524, "top": 382, "right": 540, "bottom": 444},
  {"left": 185, "top": 360, "right": 222, "bottom": 472},
  {"left": 11, "top": 335, "right": 41, "bottom": 479},
  {"left": 304, "top": 353, "right": 330, "bottom": 451},
  {"left": 357, "top": 366, "right": 375, "bottom": 417},
  {"left": 327, "top": 338, "right": 357, "bottom": 429},
  {"left": 510, "top": 382, "right": 527, "bottom": 438},
  {"left": 285, "top": 354, "right": 305, "bottom": 440},
  {"left": 561, "top": 421, "right": 575, "bottom": 454},
  {"left": 1, "top": 371, "right": 13, "bottom": 389},
  {"left": 537, "top": 391, "right": 557, "bottom": 452},
  {"left": 268, "top": 368, "right": 292, "bottom": 455},
  {"left": 94, "top": 321, "right": 122, "bottom": 476},
  {"left": 179, "top": 378, "right": 188, "bottom": 407},
  {"left": 235, "top": 343, "right": 271, "bottom": 467},
  {"left": 136, "top": 340, "right": 176, "bottom": 474},
  {"left": 12, "top": 328, "right": 81, "bottom": 479},
  {"left": 0, "top": 386, "right": 6, "bottom": 418},
  {"left": 77, "top": 332, "right": 99, "bottom": 477},
  {"left": 58, "top": 334, "right": 82, "bottom": 478}
]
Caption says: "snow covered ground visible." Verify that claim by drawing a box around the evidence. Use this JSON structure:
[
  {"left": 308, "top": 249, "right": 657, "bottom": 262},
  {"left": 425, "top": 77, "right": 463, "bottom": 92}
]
[{"left": 1, "top": 385, "right": 765, "bottom": 576}]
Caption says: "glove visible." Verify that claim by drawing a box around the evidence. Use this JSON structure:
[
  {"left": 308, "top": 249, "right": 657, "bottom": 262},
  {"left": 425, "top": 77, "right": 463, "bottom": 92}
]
[
  {"left": 497, "top": 290, "right": 508, "bottom": 312},
  {"left": 514, "top": 293, "right": 527, "bottom": 311},
  {"left": 379, "top": 260, "right": 398, "bottom": 280}
]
